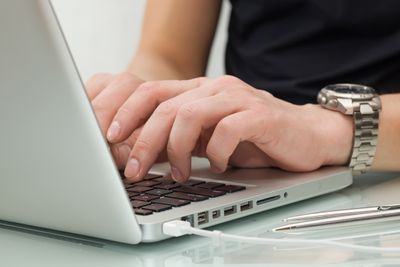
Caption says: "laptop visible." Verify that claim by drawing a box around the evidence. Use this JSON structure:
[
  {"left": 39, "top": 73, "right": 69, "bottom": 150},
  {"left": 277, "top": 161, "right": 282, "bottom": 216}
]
[
  {"left": 0, "top": 0, "right": 353, "bottom": 244},
  {"left": 0, "top": 191, "right": 362, "bottom": 267}
]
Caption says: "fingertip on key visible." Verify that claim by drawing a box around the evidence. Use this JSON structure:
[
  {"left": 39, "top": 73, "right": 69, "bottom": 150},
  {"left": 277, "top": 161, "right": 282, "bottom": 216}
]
[
  {"left": 171, "top": 166, "right": 186, "bottom": 182},
  {"left": 125, "top": 158, "right": 140, "bottom": 179}
]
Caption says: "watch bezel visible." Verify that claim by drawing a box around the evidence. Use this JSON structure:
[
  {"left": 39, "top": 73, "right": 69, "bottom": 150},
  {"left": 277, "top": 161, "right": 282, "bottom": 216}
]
[{"left": 320, "top": 84, "right": 377, "bottom": 100}]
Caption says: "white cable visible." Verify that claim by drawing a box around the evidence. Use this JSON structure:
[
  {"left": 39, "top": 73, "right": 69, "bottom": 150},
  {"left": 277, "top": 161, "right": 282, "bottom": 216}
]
[{"left": 162, "top": 220, "right": 400, "bottom": 253}]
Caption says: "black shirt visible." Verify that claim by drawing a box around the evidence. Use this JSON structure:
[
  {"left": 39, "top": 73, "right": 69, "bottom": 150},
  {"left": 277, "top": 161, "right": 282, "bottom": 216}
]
[{"left": 226, "top": 0, "right": 400, "bottom": 104}]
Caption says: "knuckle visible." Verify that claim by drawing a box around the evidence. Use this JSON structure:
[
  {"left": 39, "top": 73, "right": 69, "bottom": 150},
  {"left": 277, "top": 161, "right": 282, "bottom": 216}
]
[
  {"left": 155, "top": 100, "right": 176, "bottom": 117},
  {"left": 91, "top": 98, "right": 108, "bottom": 114},
  {"left": 136, "top": 81, "right": 157, "bottom": 93},
  {"left": 263, "top": 90, "right": 274, "bottom": 98},
  {"left": 116, "top": 106, "right": 132, "bottom": 119},
  {"left": 216, "top": 118, "right": 234, "bottom": 135},
  {"left": 215, "top": 75, "right": 241, "bottom": 86},
  {"left": 134, "top": 138, "right": 152, "bottom": 152},
  {"left": 177, "top": 103, "right": 199, "bottom": 121},
  {"left": 191, "top": 77, "right": 208, "bottom": 86}
]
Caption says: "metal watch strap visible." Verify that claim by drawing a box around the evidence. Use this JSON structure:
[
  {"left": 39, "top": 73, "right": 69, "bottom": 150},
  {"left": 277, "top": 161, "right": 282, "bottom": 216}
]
[{"left": 350, "top": 101, "right": 380, "bottom": 175}]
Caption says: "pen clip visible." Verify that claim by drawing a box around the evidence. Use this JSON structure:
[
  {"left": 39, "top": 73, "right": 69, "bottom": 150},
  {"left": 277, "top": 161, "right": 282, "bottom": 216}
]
[{"left": 378, "top": 204, "right": 400, "bottom": 211}]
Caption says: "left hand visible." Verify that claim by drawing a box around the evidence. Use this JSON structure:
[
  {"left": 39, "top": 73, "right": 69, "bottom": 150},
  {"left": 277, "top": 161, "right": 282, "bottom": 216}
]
[{"left": 106, "top": 75, "right": 353, "bottom": 181}]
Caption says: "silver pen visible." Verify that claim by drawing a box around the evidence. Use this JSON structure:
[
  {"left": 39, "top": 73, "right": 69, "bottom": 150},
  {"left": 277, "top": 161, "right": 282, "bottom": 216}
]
[{"left": 273, "top": 204, "right": 400, "bottom": 232}]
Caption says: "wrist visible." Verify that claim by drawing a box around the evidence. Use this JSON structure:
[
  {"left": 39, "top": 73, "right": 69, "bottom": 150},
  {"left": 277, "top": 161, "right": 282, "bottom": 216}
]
[{"left": 305, "top": 104, "right": 354, "bottom": 167}]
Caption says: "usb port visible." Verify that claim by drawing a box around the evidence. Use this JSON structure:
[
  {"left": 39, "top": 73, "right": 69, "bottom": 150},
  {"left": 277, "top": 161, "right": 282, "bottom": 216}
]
[
  {"left": 223, "top": 206, "right": 237, "bottom": 216},
  {"left": 181, "top": 215, "right": 194, "bottom": 226},
  {"left": 240, "top": 201, "right": 252, "bottom": 211},
  {"left": 212, "top": 210, "right": 220, "bottom": 219},
  {"left": 197, "top": 212, "right": 208, "bottom": 225}
]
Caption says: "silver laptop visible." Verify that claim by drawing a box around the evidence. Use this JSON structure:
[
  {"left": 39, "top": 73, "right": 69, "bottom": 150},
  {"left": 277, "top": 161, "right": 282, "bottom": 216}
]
[{"left": 0, "top": 0, "right": 353, "bottom": 244}]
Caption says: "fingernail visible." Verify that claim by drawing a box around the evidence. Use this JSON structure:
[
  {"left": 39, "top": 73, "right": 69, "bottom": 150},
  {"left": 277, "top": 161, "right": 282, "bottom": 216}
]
[
  {"left": 125, "top": 158, "right": 140, "bottom": 178},
  {"left": 107, "top": 121, "right": 120, "bottom": 142},
  {"left": 118, "top": 144, "right": 131, "bottom": 164},
  {"left": 171, "top": 166, "right": 184, "bottom": 182}
]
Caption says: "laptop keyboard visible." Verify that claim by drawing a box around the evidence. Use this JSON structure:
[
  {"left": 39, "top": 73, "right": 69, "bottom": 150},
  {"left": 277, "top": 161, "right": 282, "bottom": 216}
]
[{"left": 122, "top": 173, "right": 246, "bottom": 216}]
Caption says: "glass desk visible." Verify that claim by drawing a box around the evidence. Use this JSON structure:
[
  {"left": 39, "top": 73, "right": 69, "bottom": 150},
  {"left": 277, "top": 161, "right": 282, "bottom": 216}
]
[{"left": 2, "top": 171, "right": 400, "bottom": 267}]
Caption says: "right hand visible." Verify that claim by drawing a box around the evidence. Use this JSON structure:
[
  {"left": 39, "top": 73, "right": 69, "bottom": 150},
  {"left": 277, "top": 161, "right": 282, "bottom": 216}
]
[{"left": 85, "top": 71, "right": 149, "bottom": 169}]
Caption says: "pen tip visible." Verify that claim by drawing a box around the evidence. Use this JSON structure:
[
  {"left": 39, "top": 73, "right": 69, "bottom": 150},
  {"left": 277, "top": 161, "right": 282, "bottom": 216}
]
[{"left": 273, "top": 226, "right": 290, "bottom": 232}]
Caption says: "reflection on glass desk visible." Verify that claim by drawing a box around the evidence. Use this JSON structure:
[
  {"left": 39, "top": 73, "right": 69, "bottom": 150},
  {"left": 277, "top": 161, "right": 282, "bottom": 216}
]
[{"left": 2, "top": 171, "right": 400, "bottom": 267}]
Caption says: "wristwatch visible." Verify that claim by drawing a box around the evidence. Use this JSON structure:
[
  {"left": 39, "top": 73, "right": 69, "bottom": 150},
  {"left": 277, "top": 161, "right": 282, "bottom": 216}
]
[{"left": 317, "top": 84, "right": 382, "bottom": 175}]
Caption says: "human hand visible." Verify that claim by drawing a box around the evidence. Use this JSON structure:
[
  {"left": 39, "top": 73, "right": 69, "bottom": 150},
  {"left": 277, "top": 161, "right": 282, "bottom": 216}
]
[
  {"left": 85, "top": 72, "right": 150, "bottom": 169},
  {"left": 106, "top": 75, "right": 353, "bottom": 182}
]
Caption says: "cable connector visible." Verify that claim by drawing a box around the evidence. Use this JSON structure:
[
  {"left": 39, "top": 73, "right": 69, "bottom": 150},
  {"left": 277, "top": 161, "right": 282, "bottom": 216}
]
[{"left": 163, "top": 220, "right": 192, "bottom": 237}]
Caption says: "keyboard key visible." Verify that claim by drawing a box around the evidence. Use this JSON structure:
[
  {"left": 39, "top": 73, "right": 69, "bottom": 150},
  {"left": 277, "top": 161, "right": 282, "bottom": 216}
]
[
  {"left": 132, "top": 194, "right": 160, "bottom": 202},
  {"left": 127, "top": 192, "right": 140, "bottom": 198},
  {"left": 133, "top": 180, "right": 161, "bottom": 187},
  {"left": 127, "top": 186, "right": 153, "bottom": 193},
  {"left": 166, "top": 192, "right": 208, "bottom": 202},
  {"left": 142, "top": 203, "right": 172, "bottom": 212},
  {"left": 154, "top": 178, "right": 176, "bottom": 185},
  {"left": 214, "top": 185, "right": 246, "bottom": 193},
  {"left": 131, "top": 200, "right": 151, "bottom": 208},
  {"left": 124, "top": 184, "right": 135, "bottom": 189},
  {"left": 134, "top": 208, "right": 153, "bottom": 216},
  {"left": 174, "top": 186, "right": 226, "bottom": 198},
  {"left": 144, "top": 173, "right": 163, "bottom": 180},
  {"left": 146, "top": 188, "right": 173, "bottom": 196},
  {"left": 123, "top": 180, "right": 137, "bottom": 187},
  {"left": 152, "top": 197, "right": 190, "bottom": 207},
  {"left": 197, "top": 182, "right": 226, "bottom": 189},
  {"left": 178, "top": 180, "right": 205, "bottom": 186},
  {"left": 154, "top": 183, "right": 180, "bottom": 190}
]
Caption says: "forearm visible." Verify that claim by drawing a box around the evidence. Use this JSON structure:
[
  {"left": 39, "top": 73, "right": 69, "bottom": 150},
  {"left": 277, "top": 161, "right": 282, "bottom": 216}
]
[
  {"left": 128, "top": 52, "right": 201, "bottom": 81},
  {"left": 126, "top": 0, "right": 221, "bottom": 82},
  {"left": 372, "top": 93, "right": 400, "bottom": 171}
]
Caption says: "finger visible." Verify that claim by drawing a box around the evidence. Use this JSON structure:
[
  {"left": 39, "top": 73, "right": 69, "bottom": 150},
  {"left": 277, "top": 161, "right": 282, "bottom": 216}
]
[
  {"left": 91, "top": 72, "right": 142, "bottom": 136},
  {"left": 110, "top": 126, "right": 143, "bottom": 169},
  {"left": 124, "top": 80, "right": 217, "bottom": 181},
  {"left": 108, "top": 77, "right": 207, "bottom": 143},
  {"left": 84, "top": 73, "right": 113, "bottom": 100},
  {"left": 167, "top": 95, "right": 242, "bottom": 181},
  {"left": 206, "top": 111, "right": 267, "bottom": 172}
]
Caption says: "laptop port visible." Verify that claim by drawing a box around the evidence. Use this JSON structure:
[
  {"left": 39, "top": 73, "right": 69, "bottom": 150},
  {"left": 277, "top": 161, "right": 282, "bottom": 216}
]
[
  {"left": 240, "top": 201, "right": 252, "bottom": 211},
  {"left": 197, "top": 212, "right": 208, "bottom": 225},
  {"left": 223, "top": 205, "right": 237, "bottom": 216},
  {"left": 256, "top": 195, "right": 281, "bottom": 205},
  {"left": 181, "top": 215, "right": 194, "bottom": 226},
  {"left": 212, "top": 210, "right": 220, "bottom": 219}
]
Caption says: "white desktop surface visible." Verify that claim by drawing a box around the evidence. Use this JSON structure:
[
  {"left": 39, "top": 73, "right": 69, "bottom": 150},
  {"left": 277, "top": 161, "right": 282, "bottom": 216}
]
[{"left": 2, "top": 171, "right": 400, "bottom": 267}]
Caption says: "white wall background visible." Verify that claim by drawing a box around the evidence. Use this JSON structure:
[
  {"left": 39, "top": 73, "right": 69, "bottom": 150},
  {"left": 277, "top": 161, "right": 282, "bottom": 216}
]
[{"left": 51, "top": 0, "right": 230, "bottom": 82}]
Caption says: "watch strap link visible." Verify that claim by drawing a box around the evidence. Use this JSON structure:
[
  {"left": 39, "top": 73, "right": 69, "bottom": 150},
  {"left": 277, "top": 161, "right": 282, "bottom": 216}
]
[{"left": 350, "top": 102, "right": 380, "bottom": 175}]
